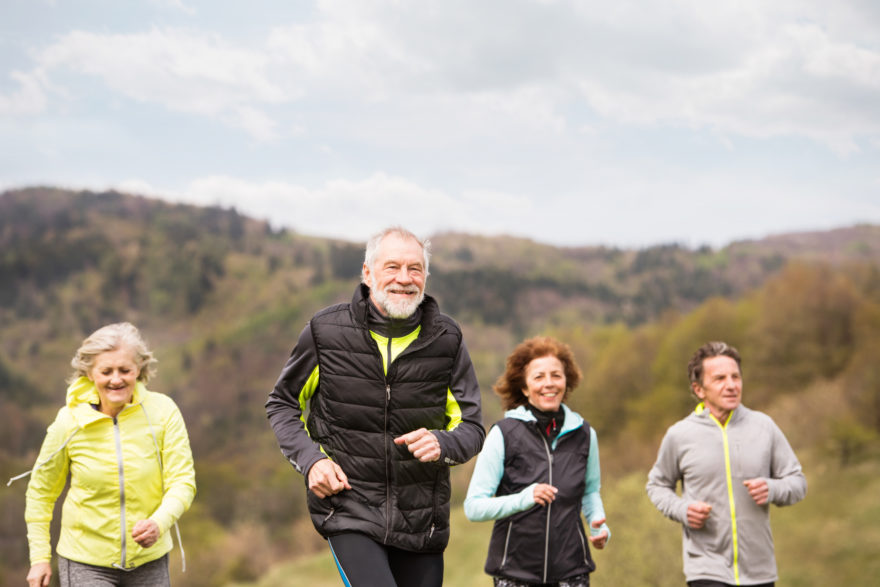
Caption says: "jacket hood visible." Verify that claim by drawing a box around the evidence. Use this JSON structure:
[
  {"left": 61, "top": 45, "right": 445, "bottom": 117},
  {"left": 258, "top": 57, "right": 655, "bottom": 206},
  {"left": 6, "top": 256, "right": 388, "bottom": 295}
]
[
  {"left": 65, "top": 376, "right": 147, "bottom": 424},
  {"left": 504, "top": 403, "right": 584, "bottom": 437}
]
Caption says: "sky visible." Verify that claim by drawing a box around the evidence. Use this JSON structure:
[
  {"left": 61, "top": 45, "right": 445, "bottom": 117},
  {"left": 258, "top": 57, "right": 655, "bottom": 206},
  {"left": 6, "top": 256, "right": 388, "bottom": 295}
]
[{"left": 2, "top": 0, "right": 879, "bottom": 249}]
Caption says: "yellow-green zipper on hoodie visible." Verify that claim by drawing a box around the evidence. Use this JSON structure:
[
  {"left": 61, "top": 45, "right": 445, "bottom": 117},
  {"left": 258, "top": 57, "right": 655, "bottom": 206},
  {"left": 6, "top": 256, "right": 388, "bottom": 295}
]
[{"left": 705, "top": 404, "right": 740, "bottom": 586}]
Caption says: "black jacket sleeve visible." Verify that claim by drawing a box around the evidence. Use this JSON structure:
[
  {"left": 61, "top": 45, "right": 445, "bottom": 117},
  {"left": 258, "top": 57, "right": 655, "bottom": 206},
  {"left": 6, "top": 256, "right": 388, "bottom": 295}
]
[
  {"left": 434, "top": 340, "right": 485, "bottom": 466},
  {"left": 265, "top": 323, "right": 327, "bottom": 478}
]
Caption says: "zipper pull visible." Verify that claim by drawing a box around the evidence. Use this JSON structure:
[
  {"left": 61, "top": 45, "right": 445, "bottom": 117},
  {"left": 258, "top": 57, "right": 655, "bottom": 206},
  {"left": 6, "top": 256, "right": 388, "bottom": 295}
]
[{"left": 386, "top": 385, "right": 391, "bottom": 400}]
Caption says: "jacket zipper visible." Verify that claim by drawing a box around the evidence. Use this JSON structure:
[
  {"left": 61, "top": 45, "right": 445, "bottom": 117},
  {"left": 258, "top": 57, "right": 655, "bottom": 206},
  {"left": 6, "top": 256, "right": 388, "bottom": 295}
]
[
  {"left": 712, "top": 414, "right": 741, "bottom": 585},
  {"left": 113, "top": 416, "right": 128, "bottom": 569}
]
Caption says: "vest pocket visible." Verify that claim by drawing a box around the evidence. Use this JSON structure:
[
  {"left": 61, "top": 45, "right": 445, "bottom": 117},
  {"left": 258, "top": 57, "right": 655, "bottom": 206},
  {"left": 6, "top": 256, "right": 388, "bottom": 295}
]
[
  {"left": 578, "top": 524, "right": 588, "bottom": 564},
  {"left": 500, "top": 521, "right": 514, "bottom": 569}
]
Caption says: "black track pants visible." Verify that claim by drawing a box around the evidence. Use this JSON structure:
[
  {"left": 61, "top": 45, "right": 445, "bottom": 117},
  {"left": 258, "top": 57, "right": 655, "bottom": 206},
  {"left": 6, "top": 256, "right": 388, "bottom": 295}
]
[{"left": 327, "top": 532, "right": 443, "bottom": 587}]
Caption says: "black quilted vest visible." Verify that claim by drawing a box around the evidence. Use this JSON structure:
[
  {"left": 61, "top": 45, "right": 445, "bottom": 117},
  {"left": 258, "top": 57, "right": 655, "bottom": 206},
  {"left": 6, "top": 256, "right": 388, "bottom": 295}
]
[
  {"left": 484, "top": 415, "right": 596, "bottom": 582},
  {"left": 305, "top": 285, "right": 462, "bottom": 552}
]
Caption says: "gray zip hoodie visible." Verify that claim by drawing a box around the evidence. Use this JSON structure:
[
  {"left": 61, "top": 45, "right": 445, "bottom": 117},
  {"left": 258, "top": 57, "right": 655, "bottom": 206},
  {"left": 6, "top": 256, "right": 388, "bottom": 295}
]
[{"left": 646, "top": 403, "right": 806, "bottom": 585}]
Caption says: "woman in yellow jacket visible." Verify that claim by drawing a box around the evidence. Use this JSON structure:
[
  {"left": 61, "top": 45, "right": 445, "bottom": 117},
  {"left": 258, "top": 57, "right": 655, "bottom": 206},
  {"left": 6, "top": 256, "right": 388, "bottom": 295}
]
[{"left": 20, "top": 322, "right": 196, "bottom": 587}]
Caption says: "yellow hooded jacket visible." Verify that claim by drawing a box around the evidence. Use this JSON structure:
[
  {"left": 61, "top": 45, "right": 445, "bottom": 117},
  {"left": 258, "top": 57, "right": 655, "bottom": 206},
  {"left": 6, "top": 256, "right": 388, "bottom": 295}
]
[{"left": 24, "top": 377, "right": 196, "bottom": 569}]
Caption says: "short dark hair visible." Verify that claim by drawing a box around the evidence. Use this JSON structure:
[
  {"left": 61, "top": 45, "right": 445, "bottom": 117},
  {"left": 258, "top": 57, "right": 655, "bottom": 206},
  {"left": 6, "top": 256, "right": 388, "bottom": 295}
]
[
  {"left": 493, "top": 336, "right": 583, "bottom": 410},
  {"left": 687, "top": 341, "right": 741, "bottom": 387}
]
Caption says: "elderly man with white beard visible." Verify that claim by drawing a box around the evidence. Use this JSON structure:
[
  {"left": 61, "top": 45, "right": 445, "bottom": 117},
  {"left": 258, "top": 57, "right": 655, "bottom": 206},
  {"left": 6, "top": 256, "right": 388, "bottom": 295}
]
[{"left": 266, "top": 226, "right": 485, "bottom": 587}]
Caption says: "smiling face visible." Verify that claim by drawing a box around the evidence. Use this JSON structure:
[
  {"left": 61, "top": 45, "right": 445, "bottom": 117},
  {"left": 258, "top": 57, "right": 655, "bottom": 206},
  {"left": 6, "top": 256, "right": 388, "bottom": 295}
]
[
  {"left": 88, "top": 347, "right": 140, "bottom": 417},
  {"left": 363, "top": 232, "right": 427, "bottom": 318},
  {"left": 522, "top": 354, "right": 567, "bottom": 412},
  {"left": 692, "top": 355, "right": 742, "bottom": 423}
]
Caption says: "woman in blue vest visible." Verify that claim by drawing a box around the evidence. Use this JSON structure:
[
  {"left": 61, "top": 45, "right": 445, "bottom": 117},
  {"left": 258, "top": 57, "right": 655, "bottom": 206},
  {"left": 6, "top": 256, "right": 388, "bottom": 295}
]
[{"left": 465, "top": 336, "right": 610, "bottom": 586}]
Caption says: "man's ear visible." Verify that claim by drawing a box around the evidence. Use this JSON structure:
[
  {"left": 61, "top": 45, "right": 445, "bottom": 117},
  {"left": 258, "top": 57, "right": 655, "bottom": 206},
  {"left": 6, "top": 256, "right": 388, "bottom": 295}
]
[{"left": 691, "top": 381, "right": 705, "bottom": 399}]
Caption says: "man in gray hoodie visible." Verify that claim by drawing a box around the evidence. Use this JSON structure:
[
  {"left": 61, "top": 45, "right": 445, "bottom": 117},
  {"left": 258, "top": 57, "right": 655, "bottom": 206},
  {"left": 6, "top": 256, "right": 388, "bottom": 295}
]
[{"left": 647, "top": 341, "right": 806, "bottom": 587}]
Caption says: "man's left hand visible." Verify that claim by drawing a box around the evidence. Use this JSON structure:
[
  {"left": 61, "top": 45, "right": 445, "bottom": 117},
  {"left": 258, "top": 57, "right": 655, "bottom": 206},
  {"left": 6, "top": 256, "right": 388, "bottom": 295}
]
[
  {"left": 394, "top": 428, "right": 441, "bottom": 462},
  {"left": 744, "top": 478, "right": 769, "bottom": 505}
]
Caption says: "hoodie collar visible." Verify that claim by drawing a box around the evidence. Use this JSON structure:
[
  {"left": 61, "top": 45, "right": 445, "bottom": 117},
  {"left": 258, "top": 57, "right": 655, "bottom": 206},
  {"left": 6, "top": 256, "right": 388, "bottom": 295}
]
[{"left": 694, "top": 401, "right": 740, "bottom": 427}]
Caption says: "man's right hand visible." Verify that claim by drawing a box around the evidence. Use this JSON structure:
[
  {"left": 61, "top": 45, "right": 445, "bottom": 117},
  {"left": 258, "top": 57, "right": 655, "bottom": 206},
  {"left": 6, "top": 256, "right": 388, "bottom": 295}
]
[
  {"left": 27, "top": 562, "right": 51, "bottom": 587},
  {"left": 686, "top": 501, "right": 712, "bottom": 529},
  {"left": 307, "top": 458, "right": 351, "bottom": 498}
]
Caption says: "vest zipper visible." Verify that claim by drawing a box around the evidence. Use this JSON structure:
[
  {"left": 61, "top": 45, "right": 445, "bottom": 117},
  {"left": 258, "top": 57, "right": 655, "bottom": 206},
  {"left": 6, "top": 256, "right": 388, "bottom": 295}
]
[
  {"left": 383, "top": 382, "right": 391, "bottom": 544},
  {"left": 540, "top": 433, "right": 553, "bottom": 583},
  {"left": 382, "top": 331, "right": 394, "bottom": 544}
]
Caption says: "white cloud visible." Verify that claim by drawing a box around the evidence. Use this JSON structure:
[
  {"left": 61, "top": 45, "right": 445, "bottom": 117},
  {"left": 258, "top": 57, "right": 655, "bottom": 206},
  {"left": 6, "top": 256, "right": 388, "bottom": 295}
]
[
  {"left": 150, "top": 0, "right": 196, "bottom": 15},
  {"left": 290, "top": 1, "right": 880, "bottom": 154},
  {"left": 33, "top": 28, "right": 291, "bottom": 139},
  {"left": 112, "top": 173, "right": 536, "bottom": 242},
  {"left": 11, "top": 1, "right": 879, "bottom": 151},
  {"left": 182, "top": 173, "right": 463, "bottom": 239},
  {"left": 0, "top": 70, "right": 49, "bottom": 116}
]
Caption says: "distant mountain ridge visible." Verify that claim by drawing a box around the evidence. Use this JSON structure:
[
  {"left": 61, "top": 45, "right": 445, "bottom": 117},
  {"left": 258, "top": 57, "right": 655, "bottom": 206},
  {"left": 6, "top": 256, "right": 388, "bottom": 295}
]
[{"left": 3, "top": 187, "right": 878, "bottom": 335}]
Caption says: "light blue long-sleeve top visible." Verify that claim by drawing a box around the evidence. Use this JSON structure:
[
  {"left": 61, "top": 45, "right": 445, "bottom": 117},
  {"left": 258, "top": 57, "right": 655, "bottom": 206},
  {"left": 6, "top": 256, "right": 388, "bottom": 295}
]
[{"left": 464, "top": 404, "right": 610, "bottom": 540}]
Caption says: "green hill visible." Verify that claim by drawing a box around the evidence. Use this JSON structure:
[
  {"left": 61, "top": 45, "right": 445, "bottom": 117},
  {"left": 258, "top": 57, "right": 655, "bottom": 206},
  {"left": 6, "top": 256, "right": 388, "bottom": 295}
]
[{"left": 2, "top": 187, "right": 879, "bottom": 585}]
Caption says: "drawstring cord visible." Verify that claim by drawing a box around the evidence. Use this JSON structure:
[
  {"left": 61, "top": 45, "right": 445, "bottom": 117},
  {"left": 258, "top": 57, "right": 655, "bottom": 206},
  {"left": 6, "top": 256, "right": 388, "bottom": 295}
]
[
  {"left": 7, "top": 427, "right": 82, "bottom": 486},
  {"left": 140, "top": 403, "right": 187, "bottom": 573}
]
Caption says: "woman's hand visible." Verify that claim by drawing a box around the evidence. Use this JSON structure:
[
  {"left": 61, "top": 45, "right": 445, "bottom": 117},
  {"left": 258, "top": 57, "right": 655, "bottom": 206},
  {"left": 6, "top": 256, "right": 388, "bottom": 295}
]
[
  {"left": 27, "top": 562, "right": 51, "bottom": 587},
  {"left": 132, "top": 519, "right": 161, "bottom": 548},
  {"left": 532, "top": 483, "right": 558, "bottom": 506},
  {"left": 588, "top": 517, "right": 608, "bottom": 549}
]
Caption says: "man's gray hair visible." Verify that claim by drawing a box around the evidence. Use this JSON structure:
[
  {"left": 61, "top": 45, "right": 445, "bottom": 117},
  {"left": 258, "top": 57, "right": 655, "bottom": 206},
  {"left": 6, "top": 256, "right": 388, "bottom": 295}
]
[
  {"left": 687, "top": 341, "right": 742, "bottom": 387},
  {"left": 69, "top": 322, "right": 158, "bottom": 384},
  {"left": 361, "top": 226, "right": 431, "bottom": 284}
]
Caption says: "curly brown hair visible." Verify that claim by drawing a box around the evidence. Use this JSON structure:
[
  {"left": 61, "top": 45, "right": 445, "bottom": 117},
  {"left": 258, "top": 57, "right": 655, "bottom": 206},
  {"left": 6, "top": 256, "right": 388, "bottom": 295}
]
[{"left": 493, "top": 336, "right": 583, "bottom": 410}]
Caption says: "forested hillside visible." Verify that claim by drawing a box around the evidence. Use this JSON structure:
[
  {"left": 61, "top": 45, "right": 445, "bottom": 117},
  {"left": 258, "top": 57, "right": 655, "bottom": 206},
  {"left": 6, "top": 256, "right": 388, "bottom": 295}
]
[{"left": 2, "top": 187, "right": 879, "bottom": 586}]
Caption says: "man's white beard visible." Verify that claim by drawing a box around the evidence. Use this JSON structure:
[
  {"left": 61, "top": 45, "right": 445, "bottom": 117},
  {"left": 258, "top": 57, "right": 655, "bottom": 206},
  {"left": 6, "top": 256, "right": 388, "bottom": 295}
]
[{"left": 371, "top": 278, "right": 424, "bottom": 318}]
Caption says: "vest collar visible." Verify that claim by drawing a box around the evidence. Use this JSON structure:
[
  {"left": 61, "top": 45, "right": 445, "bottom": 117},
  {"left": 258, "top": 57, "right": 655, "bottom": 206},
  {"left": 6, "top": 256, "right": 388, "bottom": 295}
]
[
  {"left": 351, "top": 283, "right": 442, "bottom": 336},
  {"left": 504, "top": 403, "right": 584, "bottom": 437}
]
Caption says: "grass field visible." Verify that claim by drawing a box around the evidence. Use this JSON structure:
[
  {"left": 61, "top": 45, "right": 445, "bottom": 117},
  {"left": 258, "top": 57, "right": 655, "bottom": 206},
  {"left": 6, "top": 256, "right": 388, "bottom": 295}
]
[{"left": 231, "top": 450, "right": 880, "bottom": 586}]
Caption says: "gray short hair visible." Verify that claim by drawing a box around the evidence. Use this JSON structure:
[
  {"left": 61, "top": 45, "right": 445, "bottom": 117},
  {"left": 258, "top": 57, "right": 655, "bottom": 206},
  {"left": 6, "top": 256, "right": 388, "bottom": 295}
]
[
  {"left": 361, "top": 226, "right": 431, "bottom": 284},
  {"left": 69, "top": 322, "right": 158, "bottom": 384},
  {"left": 687, "top": 341, "right": 742, "bottom": 387}
]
